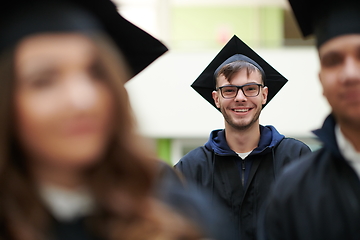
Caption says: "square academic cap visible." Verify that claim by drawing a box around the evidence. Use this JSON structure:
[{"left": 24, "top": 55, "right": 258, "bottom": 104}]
[
  {"left": 0, "top": 0, "right": 168, "bottom": 79},
  {"left": 191, "top": 35, "right": 287, "bottom": 110},
  {"left": 288, "top": 0, "right": 360, "bottom": 47}
]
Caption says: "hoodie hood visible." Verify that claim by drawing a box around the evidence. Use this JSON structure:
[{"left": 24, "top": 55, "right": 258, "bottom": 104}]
[{"left": 205, "top": 125, "right": 285, "bottom": 156}]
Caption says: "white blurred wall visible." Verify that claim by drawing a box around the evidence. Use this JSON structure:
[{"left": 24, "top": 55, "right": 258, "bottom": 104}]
[
  {"left": 126, "top": 47, "right": 330, "bottom": 139},
  {"left": 115, "top": 0, "right": 330, "bottom": 139}
]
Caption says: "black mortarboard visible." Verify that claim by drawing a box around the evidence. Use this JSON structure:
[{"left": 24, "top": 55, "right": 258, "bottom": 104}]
[
  {"left": 288, "top": 0, "right": 360, "bottom": 48},
  {"left": 191, "top": 35, "right": 287, "bottom": 110},
  {"left": 0, "top": 0, "right": 168, "bottom": 79}
]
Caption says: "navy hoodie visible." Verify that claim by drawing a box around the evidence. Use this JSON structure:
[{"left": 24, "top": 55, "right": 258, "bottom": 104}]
[{"left": 205, "top": 125, "right": 285, "bottom": 186}]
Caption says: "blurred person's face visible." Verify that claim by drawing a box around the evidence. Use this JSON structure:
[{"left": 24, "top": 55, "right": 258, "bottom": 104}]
[
  {"left": 319, "top": 34, "right": 360, "bottom": 127},
  {"left": 14, "top": 33, "right": 115, "bottom": 173},
  {"left": 212, "top": 68, "right": 268, "bottom": 131}
]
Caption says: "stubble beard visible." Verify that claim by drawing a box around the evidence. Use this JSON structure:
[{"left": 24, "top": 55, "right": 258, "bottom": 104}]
[{"left": 221, "top": 106, "right": 261, "bottom": 131}]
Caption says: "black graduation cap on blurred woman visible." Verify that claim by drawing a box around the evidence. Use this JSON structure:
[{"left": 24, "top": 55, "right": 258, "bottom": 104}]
[
  {"left": 191, "top": 35, "right": 287, "bottom": 110},
  {"left": 0, "top": 0, "right": 168, "bottom": 80},
  {"left": 288, "top": 0, "right": 360, "bottom": 48}
]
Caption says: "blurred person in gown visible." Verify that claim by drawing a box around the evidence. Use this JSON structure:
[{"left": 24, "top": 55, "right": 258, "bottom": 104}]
[
  {"left": 258, "top": 0, "right": 360, "bottom": 239},
  {"left": 0, "top": 0, "right": 210, "bottom": 239}
]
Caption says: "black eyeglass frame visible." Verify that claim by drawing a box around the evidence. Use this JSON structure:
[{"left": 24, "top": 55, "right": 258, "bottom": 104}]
[{"left": 216, "top": 83, "right": 264, "bottom": 99}]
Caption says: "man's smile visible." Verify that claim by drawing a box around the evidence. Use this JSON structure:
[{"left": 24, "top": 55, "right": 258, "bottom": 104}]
[{"left": 231, "top": 107, "right": 253, "bottom": 114}]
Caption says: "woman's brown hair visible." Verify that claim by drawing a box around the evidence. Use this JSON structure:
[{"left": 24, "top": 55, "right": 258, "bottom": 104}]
[{"left": 0, "top": 33, "right": 202, "bottom": 240}]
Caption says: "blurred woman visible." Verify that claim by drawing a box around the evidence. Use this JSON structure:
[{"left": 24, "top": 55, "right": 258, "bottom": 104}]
[{"left": 0, "top": 0, "right": 203, "bottom": 239}]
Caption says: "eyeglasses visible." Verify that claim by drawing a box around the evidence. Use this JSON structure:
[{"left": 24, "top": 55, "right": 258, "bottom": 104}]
[{"left": 216, "top": 83, "right": 264, "bottom": 99}]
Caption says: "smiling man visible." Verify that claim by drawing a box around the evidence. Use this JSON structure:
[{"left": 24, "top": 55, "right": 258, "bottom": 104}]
[
  {"left": 175, "top": 35, "right": 311, "bottom": 240},
  {"left": 258, "top": 0, "right": 360, "bottom": 239}
]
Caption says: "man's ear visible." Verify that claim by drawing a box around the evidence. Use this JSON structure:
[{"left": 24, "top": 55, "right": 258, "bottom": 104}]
[
  {"left": 212, "top": 90, "right": 221, "bottom": 108},
  {"left": 318, "top": 71, "right": 325, "bottom": 96},
  {"left": 261, "top": 86, "right": 268, "bottom": 105}
]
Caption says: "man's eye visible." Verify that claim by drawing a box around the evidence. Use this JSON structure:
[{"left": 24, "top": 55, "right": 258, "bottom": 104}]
[
  {"left": 224, "top": 89, "right": 235, "bottom": 92},
  {"left": 246, "top": 87, "right": 256, "bottom": 91},
  {"left": 321, "top": 53, "right": 343, "bottom": 67}
]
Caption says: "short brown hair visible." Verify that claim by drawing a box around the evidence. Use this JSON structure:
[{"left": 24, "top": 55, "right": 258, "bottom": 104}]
[{"left": 215, "top": 60, "right": 263, "bottom": 87}]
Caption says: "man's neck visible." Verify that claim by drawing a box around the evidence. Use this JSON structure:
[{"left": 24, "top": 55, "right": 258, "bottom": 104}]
[
  {"left": 225, "top": 123, "right": 261, "bottom": 153},
  {"left": 339, "top": 123, "right": 360, "bottom": 152}
]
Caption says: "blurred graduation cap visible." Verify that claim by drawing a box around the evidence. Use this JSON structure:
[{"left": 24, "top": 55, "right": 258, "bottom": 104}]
[
  {"left": 288, "top": 0, "right": 360, "bottom": 47},
  {"left": 0, "top": 0, "right": 168, "bottom": 79},
  {"left": 191, "top": 35, "right": 287, "bottom": 110}
]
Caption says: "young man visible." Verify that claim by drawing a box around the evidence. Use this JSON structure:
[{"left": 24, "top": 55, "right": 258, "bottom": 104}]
[
  {"left": 258, "top": 0, "right": 360, "bottom": 239},
  {"left": 175, "top": 35, "right": 311, "bottom": 240}
]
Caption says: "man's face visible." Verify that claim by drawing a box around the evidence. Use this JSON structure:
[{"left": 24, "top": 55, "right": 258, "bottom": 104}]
[
  {"left": 319, "top": 34, "right": 360, "bottom": 127},
  {"left": 212, "top": 68, "right": 268, "bottom": 131}
]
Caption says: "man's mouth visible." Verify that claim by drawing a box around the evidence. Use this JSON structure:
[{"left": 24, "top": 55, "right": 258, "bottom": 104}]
[
  {"left": 232, "top": 108, "right": 250, "bottom": 113},
  {"left": 343, "top": 91, "right": 360, "bottom": 103}
]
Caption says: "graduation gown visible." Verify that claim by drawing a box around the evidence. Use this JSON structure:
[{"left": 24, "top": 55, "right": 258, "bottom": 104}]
[
  {"left": 175, "top": 126, "right": 311, "bottom": 240},
  {"left": 259, "top": 114, "right": 360, "bottom": 240},
  {"left": 51, "top": 216, "right": 101, "bottom": 240},
  {"left": 156, "top": 160, "right": 238, "bottom": 240}
]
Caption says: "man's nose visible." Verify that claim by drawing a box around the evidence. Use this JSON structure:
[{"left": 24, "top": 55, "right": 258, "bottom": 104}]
[
  {"left": 340, "top": 57, "right": 360, "bottom": 84},
  {"left": 234, "top": 88, "right": 247, "bottom": 102}
]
